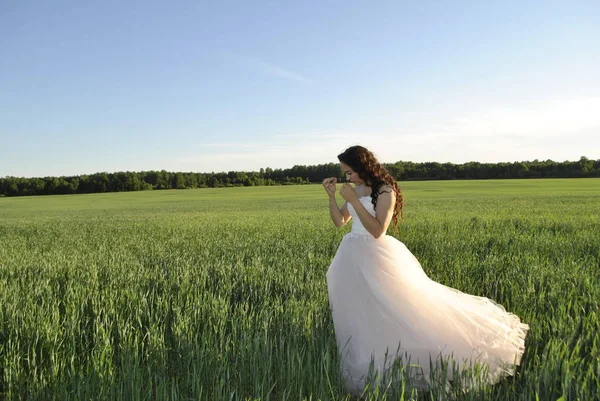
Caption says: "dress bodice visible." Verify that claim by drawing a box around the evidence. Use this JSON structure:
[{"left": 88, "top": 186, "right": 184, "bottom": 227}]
[{"left": 347, "top": 195, "right": 376, "bottom": 237}]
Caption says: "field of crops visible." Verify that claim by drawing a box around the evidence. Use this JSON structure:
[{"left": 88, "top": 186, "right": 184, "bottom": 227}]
[{"left": 1, "top": 178, "right": 598, "bottom": 400}]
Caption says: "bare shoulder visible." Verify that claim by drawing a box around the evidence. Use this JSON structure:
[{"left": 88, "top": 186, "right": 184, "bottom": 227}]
[{"left": 378, "top": 184, "right": 395, "bottom": 196}]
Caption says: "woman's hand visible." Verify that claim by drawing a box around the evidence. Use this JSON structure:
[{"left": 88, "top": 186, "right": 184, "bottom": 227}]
[
  {"left": 322, "top": 177, "right": 337, "bottom": 197},
  {"left": 339, "top": 183, "right": 359, "bottom": 203}
]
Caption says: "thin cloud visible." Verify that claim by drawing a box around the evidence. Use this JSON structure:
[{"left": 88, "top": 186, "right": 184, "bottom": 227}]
[
  {"left": 176, "top": 96, "right": 600, "bottom": 172},
  {"left": 445, "top": 96, "right": 600, "bottom": 138},
  {"left": 238, "top": 56, "right": 312, "bottom": 83},
  {"left": 199, "top": 142, "right": 266, "bottom": 149}
]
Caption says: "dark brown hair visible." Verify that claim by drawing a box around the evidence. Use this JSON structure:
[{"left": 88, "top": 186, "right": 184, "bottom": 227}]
[{"left": 337, "top": 145, "right": 404, "bottom": 230}]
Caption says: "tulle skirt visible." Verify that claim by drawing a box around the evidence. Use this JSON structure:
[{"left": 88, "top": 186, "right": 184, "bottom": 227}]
[{"left": 326, "top": 233, "right": 529, "bottom": 395}]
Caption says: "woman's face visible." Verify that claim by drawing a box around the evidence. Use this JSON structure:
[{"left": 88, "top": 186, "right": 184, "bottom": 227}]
[{"left": 340, "top": 162, "right": 365, "bottom": 186}]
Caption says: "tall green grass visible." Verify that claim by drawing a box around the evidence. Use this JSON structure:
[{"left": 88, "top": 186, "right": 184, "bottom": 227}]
[{"left": 1, "top": 179, "right": 598, "bottom": 400}]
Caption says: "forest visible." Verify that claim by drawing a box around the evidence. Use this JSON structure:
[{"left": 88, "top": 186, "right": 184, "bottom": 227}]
[{"left": 1, "top": 156, "right": 598, "bottom": 196}]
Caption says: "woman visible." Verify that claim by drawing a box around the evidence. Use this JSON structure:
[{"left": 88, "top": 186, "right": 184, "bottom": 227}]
[{"left": 323, "top": 145, "right": 529, "bottom": 395}]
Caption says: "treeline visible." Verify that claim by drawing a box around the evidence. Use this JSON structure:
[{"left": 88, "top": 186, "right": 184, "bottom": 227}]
[
  {"left": 0, "top": 168, "right": 317, "bottom": 197},
  {"left": 1, "top": 157, "right": 599, "bottom": 197}
]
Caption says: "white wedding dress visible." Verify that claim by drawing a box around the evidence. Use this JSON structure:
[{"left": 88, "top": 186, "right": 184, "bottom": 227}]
[{"left": 326, "top": 195, "right": 529, "bottom": 395}]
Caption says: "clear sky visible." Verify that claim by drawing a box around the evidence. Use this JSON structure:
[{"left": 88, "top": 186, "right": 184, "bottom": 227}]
[{"left": 1, "top": 0, "right": 599, "bottom": 177}]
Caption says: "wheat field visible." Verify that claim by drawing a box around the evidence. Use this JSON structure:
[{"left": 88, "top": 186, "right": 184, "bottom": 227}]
[{"left": 1, "top": 178, "right": 598, "bottom": 400}]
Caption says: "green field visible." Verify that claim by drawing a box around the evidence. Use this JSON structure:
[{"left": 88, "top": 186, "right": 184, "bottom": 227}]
[{"left": 1, "top": 179, "right": 599, "bottom": 400}]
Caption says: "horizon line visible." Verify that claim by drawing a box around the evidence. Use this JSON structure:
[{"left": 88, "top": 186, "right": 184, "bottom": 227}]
[{"left": 2, "top": 155, "right": 597, "bottom": 179}]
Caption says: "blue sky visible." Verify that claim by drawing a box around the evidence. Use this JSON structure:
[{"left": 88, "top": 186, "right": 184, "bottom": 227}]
[{"left": 1, "top": 0, "right": 599, "bottom": 177}]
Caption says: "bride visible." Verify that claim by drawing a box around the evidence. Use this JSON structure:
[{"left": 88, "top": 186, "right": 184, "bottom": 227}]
[{"left": 323, "top": 145, "right": 529, "bottom": 395}]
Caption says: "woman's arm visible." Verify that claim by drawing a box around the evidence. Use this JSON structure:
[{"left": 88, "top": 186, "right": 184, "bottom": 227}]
[
  {"left": 329, "top": 198, "right": 351, "bottom": 227},
  {"left": 348, "top": 186, "right": 395, "bottom": 238},
  {"left": 324, "top": 177, "right": 351, "bottom": 227}
]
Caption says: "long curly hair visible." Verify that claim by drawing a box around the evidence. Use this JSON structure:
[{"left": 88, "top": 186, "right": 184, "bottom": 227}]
[{"left": 337, "top": 145, "right": 404, "bottom": 231}]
